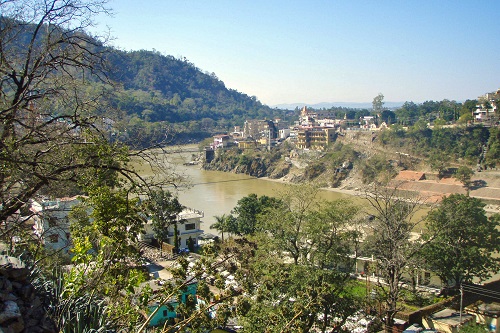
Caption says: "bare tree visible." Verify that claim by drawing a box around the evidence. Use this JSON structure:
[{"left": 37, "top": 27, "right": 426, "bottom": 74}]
[
  {"left": 0, "top": 0, "right": 182, "bottom": 238},
  {"left": 362, "top": 183, "right": 431, "bottom": 333}
]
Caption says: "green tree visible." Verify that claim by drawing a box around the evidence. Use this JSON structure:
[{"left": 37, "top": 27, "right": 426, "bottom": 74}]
[
  {"left": 433, "top": 117, "right": 447, "bottom": 127},
  {"left": 238, "top": 185, "right": 363, "bottom": 332},
  {"left": 421, "top": 194, "right": 500, "bottom": 289},
  {"left": 484, "top": 127, "right": 500, "bottom": 169},
  {"left": 257, "top": 185, "right": 321, "bottom": 265},
  {"left": 0, "top": 0, "right": 115, "bottom": 223},
  {"left": 0, "top": 2, "right": 193, "bottom": 331},
  {"left": 458, "top": 112, "right": 473, "bottom": 125},
  {"left": 429, "top": 150, "right": 450, "bottom": 179},
  {"left": 68, "top": 184, "right": 149, "bottom": 330},
  {"left": 231, "top": 193, "right": 281, "bottom": 235},
  {"left": 455, "top": 166, "right": 474, "bottom": 194},
  {"left": 210, "top": 214, "right": 236, "bottom": 241},
  {"left": 395, "top": 101, "right": 419, "bottom": 125},
  {"left": 145, "top": 189, "right": 184, "bottom": 254},
  {"left": 373, "top": 93, "right": 385, "bottom": 114},
  {"left": 460, "top": 99, "right": 478, "bottom": 118}
]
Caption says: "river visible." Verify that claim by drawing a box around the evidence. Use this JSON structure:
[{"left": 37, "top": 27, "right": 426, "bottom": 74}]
[{"left": 134, "top": 146, "right": 356, "bottom": 234}]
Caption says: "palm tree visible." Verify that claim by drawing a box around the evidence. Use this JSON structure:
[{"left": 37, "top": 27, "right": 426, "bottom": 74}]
[{"left": 210, "top": 214, "right": 234, "bottom": 242}]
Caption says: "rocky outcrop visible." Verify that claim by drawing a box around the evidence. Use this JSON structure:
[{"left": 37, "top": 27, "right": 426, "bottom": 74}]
[{"left": 0, "top": 257, "right": 56, "bottom": 333}]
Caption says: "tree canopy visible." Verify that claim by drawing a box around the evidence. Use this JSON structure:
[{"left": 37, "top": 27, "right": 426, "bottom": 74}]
[
  {"left": 421, "top": 194, "right": 500, "bottom": 289},
  {"left": 236, "top": 185, "right": 364, "bottom": 332},
  {"left": 230, "top": 193, "right": 281, "bottom": 235}
]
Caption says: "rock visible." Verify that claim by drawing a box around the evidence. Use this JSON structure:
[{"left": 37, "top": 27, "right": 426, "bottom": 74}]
[
  {"left": 0, "top": 301, "right": 21, "bottom": 324},
  {"left": 0, "top": 264, "right": 57, "bottom": 333},
  {"left": 19, "top": 285, "right": 34, "bottom": 301},
  {"left": 0, "top": 268, "right": 29, "bottom": 282},
  {"left": 1, "top": 278, "right": 12, "bottom": 293}
]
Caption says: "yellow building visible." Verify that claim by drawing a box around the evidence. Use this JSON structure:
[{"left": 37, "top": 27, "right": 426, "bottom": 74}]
[
  {"left": 238, "top": 140, "right": 256, "bottom": 149},
  {"left": 296, "top": 127, "right": 336, "bottom": 150}
]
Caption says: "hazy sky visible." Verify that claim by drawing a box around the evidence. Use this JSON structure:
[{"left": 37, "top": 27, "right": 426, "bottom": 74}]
[{"left": 93, "top": 0, "right": 500, "bottom": 106}]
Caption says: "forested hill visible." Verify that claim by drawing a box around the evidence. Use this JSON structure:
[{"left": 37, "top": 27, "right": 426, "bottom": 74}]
[
  {"left": 7, "top": 16, "right": 288, "bottom": 145},
  {"left": 105, "top": 49, "right": 280, "bottom": 124}
]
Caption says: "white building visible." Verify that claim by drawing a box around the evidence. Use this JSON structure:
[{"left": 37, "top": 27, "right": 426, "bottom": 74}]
[
  {"left": 31, "top": 196, "right": 81, "bottom": 252},
  {"left": 474, "top": 89, "right": 499, "bottom": 121},
  {"left": 212, "top": 134, "right": 231, "bottom": 149},
  {"left": 141, "top": 207, "right": 204, "bottom": 250},
  {"left": 278, "top": 128, "right": 291, "bottom": 139}
]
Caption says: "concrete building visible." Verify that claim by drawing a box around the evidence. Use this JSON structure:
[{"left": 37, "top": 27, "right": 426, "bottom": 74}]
[
  {"left": 212, "top": 134, "right": 231, "bottom": 149},
  {"left": 31, "top": 196, "right": 81, "bottom": 252},
  {"left": 243, "top": 119, "right": 277, "bottom": 140},
  {"left": 145, "top": 278, "right": 198, "bottom": 327},
  {"left": 296, "top": 127, "right": 337, "bottom": 150},
  {"left": 474, "top": 89, "right": 499, "bottom": 121},
  {"left": 141, "top": 207, "right": 204, "bottom": 250},
  {"left": 423, "top": 308, "right": 475, "bottom": 333}
]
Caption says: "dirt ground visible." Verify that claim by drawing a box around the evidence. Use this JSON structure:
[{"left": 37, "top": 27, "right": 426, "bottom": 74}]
[{"left": 333, "top": 132, "right": 500, "bottom": 213}]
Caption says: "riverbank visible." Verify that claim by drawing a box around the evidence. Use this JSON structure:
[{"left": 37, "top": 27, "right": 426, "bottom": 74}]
[{"left": 261, "top": 170, "right": 500, "bottom": 214}]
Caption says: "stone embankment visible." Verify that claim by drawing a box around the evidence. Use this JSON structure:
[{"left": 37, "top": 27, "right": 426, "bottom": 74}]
[{"left": 0, "top": 256, "right": 56, "bottom": 333}]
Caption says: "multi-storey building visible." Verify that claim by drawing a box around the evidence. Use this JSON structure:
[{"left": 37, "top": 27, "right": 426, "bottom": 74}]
[
  {"left": 243, "top": 119, "right": 277, "bottom": 140},
  {"left": 300, "top": 106, "right": 338, "bottom": 126},
  {"left": 31, "top": 196, "right": 81, "bottom": 252},
  {"left": 211, "top": 134, "right": 231, "bottom": 149},
  {"left": 141, "top": 207, "right": 204, "bottom": 250},
  {"left": 32, "top": 196, "right": 204, "bottom": 253},
  {"left": 474, "top": 89, "right": 499, "bottom": 121},
  {"left": 296, "top": 127, "right": 337, "bottom": 150}
]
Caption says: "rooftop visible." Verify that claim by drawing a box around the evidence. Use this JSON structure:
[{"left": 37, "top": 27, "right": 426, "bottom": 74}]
[{"left": 429, "top": 308, "right": 474, "bottom": 328}]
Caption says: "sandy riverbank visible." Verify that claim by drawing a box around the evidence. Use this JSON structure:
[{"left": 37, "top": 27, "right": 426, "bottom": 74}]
[{"left": 259, "top": 174, "right": 500, "bottom": 214}]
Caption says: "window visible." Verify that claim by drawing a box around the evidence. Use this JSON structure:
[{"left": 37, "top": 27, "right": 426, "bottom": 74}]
[
  {"left": 185, "top": 223, "right": 196, "bottom": 231},
  {"left": 163, "top": 310, "right": 168, "bottom": 317}
]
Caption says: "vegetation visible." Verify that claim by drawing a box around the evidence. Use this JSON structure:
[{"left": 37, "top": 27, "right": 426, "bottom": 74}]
[
  {"left": 421, "top": 194, "right": 500, "bottom": 289},
  {"left": 145, "top": 189, "right": 185, "bottom": 253},
  {"left": 360, "top": 154, "right": 396, "bottom": 184},
  {"left": 236, "top": 185, "right": 365, "bottom": 332},
  {"left": 361, "top": 184, "right": 429, "bottom": 333},
  {"left": 459, "top": 322, "right": 489, "bottom": 333},
  {"left": 455, "top": 166, "right": 475, "bottom": 193},
  {"left": 2, "top": 1, "right": 500, "bottom": 332},
  {"left": 379, "top": 126, "right": 491, "bottom": 164},
  {"left": 0, "top": 1, "right": 202, "bottom": 331}
]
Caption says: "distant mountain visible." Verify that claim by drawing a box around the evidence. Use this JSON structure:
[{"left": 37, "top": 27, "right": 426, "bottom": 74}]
[{"left": 272, "top": 102, "right": 404, "bottom": 110}]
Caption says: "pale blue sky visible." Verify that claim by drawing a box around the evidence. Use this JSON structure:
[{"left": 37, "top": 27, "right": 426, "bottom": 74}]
[{"left": 93, "top": 0, "right": 500, "bottom": 106}]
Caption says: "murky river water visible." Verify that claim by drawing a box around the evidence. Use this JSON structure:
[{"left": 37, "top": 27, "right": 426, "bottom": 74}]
[{"left": 133, "top": 146, "right": 355, "bottom": 234}]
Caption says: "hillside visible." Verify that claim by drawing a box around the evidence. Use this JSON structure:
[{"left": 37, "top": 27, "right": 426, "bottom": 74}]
[
  {"left": 203, "top": 130, "right": 500, "bottom": 208},
  {"left": 6, "top": 20, "right": 291, "bottom": 145},
  {"left": 105, "top": 49, "right": 283, "bottom": 124}
]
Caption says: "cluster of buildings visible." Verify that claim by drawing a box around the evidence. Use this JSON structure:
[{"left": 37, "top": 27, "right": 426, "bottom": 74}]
[
  {"left": 474, "top": 89, "right": 500, "bottom": 122},
  {"left": 208, "top": 106, "right": 386, "bottom": 152}
]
